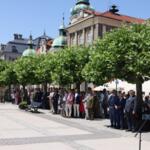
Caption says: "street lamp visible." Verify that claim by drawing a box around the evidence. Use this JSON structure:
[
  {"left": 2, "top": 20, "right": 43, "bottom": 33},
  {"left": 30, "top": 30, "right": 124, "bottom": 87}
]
[{"left": 115, "top": 79, "right": 119, "bottom": 92}]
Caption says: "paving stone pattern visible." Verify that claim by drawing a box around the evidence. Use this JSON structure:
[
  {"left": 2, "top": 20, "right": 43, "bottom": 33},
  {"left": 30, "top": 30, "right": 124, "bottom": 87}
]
[{"left": 0, "top": 103, "right": 149, "bottom": 150}]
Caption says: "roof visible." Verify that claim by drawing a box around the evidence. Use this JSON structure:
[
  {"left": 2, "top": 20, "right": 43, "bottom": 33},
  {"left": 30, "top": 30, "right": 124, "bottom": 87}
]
[
  {"left": 33, "top": 34, "right": 53, "bottom": 49},
  {"left": 5, "top": 41, "right": 29, "bottom": 53},
  {"left": 2, "top": 34, "right": 53, "bottom": 54},
  {"left": 84, "top": 10, "right": 145, "bottom": 24},
  {"left": 10, "top": 38, "right": 29, "bottom": 45},
  {"left": 34, "top": 34, "right": 53, "bottom": 41}
]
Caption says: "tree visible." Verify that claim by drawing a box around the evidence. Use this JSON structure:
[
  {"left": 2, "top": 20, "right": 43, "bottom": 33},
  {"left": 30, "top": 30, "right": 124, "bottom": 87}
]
[
  {"left": 0, "top": 60, "right": 7, "bottom": 85},
  {"left": 0, "top": 60, "right": 18, "bottom": 101},
  {"left": 1, "top": 61, "right": 18, "bottom": 85},
  {"left": 34, "top": 53, "right": 55, "bottom": 92},
  {"left": 14, "top": 56, "right": 38, "bottom": 85},
  {"left": 53, "top": 46, "right": 90, "bottom": 89},
  {"left": 14, "top": 56, "right": 38, "bottom": 100},
  {"left": 83, "top": 22, "right": 150, "bottom": 111},
  {"left": 52, "top": 49, "right": 72, "bottom": 87},
  {"left": 82, "top": 40, "right": 115, "bottom": 85}
]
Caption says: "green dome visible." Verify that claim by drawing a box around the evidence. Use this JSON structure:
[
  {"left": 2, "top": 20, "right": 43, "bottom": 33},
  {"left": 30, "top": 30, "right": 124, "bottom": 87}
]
[
  {"left": 22, "top": 48, "right": 36, "bottom": 57},
  {"left": 52, "top": 36, "right": 67, "bottom": 48},
  {"left": 71, "top": 0, "right": 94, "bottom": 16},
  {"left": 59, "top": 25, "right": 65, "bottom": 30},
  {"left": 77, "top": 0, "right": 89, "bottom": 4}
]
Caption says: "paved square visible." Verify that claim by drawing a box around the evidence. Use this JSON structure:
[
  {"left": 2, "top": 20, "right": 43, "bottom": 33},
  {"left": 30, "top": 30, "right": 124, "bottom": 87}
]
[
  {"left": 76, "top": 138, "right": 150, "bottom": 150},
  {"left": 0, "top": 103, "right": 150, "bottom": 150},
  {"left": 0, "top": 143, "right": 74, "bottom": 150}
]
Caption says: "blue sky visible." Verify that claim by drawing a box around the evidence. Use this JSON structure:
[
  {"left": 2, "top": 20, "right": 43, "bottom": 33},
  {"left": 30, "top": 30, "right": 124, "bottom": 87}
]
[{"left": 0, "top": 0, "right": 149, "bottom": 43}]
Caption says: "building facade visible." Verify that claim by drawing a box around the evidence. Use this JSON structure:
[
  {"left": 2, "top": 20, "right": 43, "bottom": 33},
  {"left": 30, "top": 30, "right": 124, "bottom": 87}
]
[
  {"left": 66, "top": 0, "right": 145, "bottom": 91},
  {"left": 67, "top": 0, "right": 145, "bottom": 47},
  {"left": 0, "top": 33, "right": 53, "bottom": 61}
]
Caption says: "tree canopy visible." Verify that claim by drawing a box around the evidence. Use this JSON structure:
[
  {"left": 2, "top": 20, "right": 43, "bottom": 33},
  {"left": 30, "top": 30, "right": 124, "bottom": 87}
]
[
  {"left": 83, "top": 23, "right": 150, "bottom": 84},
  {"left": 13, "top": 56, "right": 38, "bottom": 86},
  {"left": 1, "top": 61, "right": 18, "bottom": 85},
  {"left": 52, "top": 46, "right": 90, "bottom": 87},
  {"left": 1, "top": 22, "right": 150, "bottom": 104},
  {"left": 34, "top": 54, "right": 54, "bottom": 84},
  {"left": 83, "top": 22, "right": 150, "bottom": 109},
  {"left": 0, "top": 60, "right": 8, "bottom": 85}
]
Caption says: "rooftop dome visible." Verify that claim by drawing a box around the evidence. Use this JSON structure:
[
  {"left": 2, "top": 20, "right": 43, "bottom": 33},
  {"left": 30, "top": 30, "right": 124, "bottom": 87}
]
[
  {"left": 51, "top": 20, "right": 67, "bottom": 50},
  {"left": 71, "top": 0, "right": 94, "bottom": 16},
  {"left": 77, "top": 0, "right": 90, "bottom": 5},
  {"left": 52, "top": 36, "right": 67, "bottom": 48},
  {"left": 22, "top": 48, "right": 36, "bottom": 57},
  {"left": 22, "top": 35, "right": 36, "bottom": 57}
]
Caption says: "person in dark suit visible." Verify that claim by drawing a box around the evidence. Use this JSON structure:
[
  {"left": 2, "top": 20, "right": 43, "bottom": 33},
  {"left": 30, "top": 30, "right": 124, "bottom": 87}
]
[
  {"left": 102, "top": 89, "right": 109, "bottom": 118},
  {"left": 52, "top": 89, "right": 59, "bottom": 114},
  {"left": 108, "top": 90, "right": 120, "bottom": 128},
  {"left": 117, "top": 93, "right": 126, "bottom": 129},
  {"left": 125, "top": 90, "right": 136, "bottom": 131}
]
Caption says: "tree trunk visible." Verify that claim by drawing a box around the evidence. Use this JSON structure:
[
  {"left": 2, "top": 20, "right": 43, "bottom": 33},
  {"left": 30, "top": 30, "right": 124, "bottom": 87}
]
[
  {"left": 135, "top": 77, "right": 143, "bottom": 113},
  {"left": 22, "top": 84, "right": 27, "bottom": 101},
  {"left": 8, "top": 84, "right": 11, "bottom": 102},
  {"left": 43, "top": 82, "right": 47, "bottom": 93},
  {"left": 84, "top": 82, "right": 88, "bottom": 92},
  {"left": 43, "top": 82, "right": 48, "bottom": 109},
  {"left": 76, "top": 82, "right": 81, "bottom": 92}
]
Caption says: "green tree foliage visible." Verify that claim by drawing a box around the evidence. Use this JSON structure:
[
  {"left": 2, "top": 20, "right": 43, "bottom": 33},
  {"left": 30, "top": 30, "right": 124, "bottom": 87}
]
[
  {"left": 106, "top": 23, "right": 150, "bottom": 82},
  {"left": 82, "top": 39, "right": 116, "bottom": 85},
  {"left": 83, "top": 22, "right": 150, "bottom": 109},
  {"left": 14, "top": 56, "right": 38, "bottom": 86},
  {"left": 51, "top": 50, "right": 72, "bottom": 86},
  {"left": 1, "top": 62, "right": 18, "bottom": 85},
  {"left": 34, "top": 53, "right": 56, "bottom": 92},
  {"left": 52, "top": 46, "right": 90, "bottom": 87},
  {"left": 34, "top": 54, "right": 53, "bottom": 84},
  {"left": 0, "top": 60, "right": 7, "bottom": 85}
]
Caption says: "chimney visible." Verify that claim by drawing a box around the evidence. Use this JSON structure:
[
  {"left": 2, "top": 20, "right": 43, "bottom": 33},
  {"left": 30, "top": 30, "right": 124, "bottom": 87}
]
[
  {"left": 14, "top": 34, "right": 23, "bottom": 40},
  {"left": 14, "top": 34, "right": 19, "bottom": 40},
  {"left": 18, "top": 34, "right": 23, "bottom": 39}
]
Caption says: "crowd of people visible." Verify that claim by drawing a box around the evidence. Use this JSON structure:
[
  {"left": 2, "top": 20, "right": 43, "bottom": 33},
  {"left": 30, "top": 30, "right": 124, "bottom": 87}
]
[{"left": 5, "top": 86, "right": 150, "bottom": 132}]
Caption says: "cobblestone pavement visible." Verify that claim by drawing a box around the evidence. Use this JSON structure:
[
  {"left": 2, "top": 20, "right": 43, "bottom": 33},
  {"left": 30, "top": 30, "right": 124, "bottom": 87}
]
[{"left": 0, "top": 103, "right": 150, "bottom": 150}]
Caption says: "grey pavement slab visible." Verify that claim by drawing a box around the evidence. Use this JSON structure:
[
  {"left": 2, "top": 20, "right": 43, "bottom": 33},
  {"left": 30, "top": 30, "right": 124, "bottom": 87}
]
[{"left": 0, "top": 103, "right": 149, "bottom": 150}]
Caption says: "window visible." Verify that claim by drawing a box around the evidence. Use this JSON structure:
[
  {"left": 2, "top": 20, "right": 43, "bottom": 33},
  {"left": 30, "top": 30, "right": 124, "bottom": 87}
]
[
  {"left": 86, "top": 27, "right": 92, "bottom": 44},
  {"left": 106, "top": 26, "right": 116, "bottom": 32},
  {"left": 102, "top": 25, "right": 106, "bottom": 35},
  {"left": 78, "top": 31, "right": 84, "bottom": 45},
  {"left": 98, "top": 24, "right": 103, "bottom": 37},
  {"left": 70, "top": 33, "right": 76, "bottom": 46},
  {"left": 12, "top": 46, "right": 18, "bottom": 53}
]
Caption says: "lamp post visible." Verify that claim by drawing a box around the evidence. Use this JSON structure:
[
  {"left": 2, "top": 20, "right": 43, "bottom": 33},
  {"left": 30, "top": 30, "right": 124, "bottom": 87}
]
[{"left": 115, "top": 79, "right": 119, "bottom": 92}]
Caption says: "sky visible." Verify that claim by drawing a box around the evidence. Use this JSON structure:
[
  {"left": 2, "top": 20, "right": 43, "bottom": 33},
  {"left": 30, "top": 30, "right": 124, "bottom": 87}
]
[{"left": 0, "top": 0, "right": 150, "bottom": 43}]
